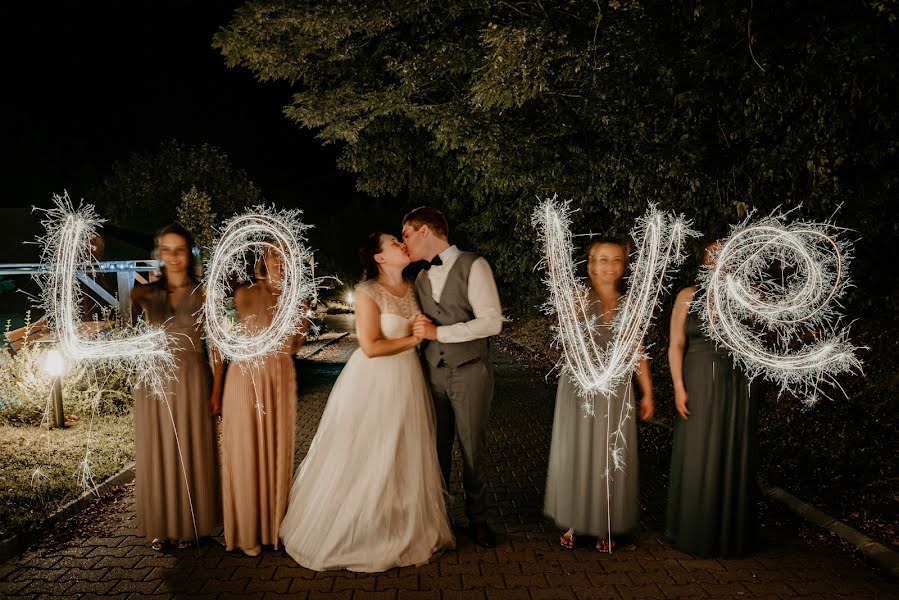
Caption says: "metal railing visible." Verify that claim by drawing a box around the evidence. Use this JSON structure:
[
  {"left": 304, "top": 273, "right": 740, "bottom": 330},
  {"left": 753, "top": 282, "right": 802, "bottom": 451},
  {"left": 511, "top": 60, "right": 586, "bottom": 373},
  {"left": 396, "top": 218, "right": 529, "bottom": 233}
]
[{"left": 0, "top": 260, "right": 160, "bottom": 318}]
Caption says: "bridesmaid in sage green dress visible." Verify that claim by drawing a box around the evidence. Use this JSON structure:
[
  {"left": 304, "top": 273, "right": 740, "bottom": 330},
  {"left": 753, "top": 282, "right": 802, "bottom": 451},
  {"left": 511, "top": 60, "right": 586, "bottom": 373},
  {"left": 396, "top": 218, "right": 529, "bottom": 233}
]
[
  {"left": 545, "top": 239, "right": 655, "bottom": 553},
  {"left": 665, "top": 243, "right": 760, "bottom": 557}
]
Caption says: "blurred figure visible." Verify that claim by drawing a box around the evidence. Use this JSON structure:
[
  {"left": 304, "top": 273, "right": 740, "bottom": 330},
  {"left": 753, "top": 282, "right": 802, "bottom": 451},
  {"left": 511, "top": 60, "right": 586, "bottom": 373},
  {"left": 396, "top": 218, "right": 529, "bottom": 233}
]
[{"left": 130, "top": 224, "right": 220, "bottom": 551}]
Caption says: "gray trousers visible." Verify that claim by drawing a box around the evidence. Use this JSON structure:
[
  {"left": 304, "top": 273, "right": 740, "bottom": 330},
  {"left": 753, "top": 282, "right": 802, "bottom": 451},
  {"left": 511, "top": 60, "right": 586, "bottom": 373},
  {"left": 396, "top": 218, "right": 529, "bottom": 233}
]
[{"left": 427, "top": 358, "right": 494, "bottom": 524}]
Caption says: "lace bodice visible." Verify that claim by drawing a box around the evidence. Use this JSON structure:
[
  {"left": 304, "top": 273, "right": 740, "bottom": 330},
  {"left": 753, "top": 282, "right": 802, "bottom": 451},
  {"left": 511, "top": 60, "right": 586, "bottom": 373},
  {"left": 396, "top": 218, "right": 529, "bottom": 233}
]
[{"left": 356, "top": 279, "right": 422, "bottom": 341}]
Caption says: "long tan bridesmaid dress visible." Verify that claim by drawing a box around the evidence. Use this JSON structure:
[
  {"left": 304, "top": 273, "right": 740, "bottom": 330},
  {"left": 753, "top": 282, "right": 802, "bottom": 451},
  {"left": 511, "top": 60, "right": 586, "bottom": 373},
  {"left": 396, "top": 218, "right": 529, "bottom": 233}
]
[
  {"left": 220, "top": 283, "right": 300, "bottom": 554},
  {"left": 132, "top": 283, "right": 220, "bottom": 543}
]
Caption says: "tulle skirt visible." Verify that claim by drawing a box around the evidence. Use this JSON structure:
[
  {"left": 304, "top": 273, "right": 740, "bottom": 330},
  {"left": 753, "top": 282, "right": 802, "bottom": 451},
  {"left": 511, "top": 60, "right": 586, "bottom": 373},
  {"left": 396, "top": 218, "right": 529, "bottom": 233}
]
[{"left": 280, "top": 348, "right": 454, "bottom": 572}]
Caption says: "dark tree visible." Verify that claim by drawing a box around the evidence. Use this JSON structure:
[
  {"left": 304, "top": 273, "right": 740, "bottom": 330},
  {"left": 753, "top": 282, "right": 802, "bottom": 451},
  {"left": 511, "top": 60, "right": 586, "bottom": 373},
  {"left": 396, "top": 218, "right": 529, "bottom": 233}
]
[
  {"left": 90, "top": 140, "right": 264, "bottom": 233},
  {"left": 215, "top": 0, "right": 898, "bottom": 310}
]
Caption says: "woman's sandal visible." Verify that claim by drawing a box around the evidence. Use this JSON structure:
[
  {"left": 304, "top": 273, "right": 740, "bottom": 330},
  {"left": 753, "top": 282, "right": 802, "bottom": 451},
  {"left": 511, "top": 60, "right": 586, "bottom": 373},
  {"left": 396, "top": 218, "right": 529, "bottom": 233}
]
[
  {"left": 596, "top": 538, "right": 616, "bottom": 553},
  {"left": 559, "top": 530, "right": 576, "bottom": 549},
  {"left": 151, "top": 539, "right": 164, "bottom": 552},
  {"left": 176, "top": 540, "right": 193, "bottom": 550}
]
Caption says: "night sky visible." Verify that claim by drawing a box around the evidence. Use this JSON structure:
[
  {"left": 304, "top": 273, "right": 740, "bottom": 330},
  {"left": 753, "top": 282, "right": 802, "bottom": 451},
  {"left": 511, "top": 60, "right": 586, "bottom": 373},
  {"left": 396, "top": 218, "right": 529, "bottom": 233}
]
[
  {"left": 1, "top": 1, "right": 423, "bottom": 314},
  {"left": 4, "top": 1, "right": 355, "bottom": 209}
]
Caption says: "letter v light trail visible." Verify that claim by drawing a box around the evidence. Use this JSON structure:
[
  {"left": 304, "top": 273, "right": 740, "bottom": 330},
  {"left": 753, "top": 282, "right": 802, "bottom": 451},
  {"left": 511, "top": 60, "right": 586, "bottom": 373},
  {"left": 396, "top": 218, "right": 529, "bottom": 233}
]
[{"left": 533, "top": 195, "right": 696, "bottom": 415}]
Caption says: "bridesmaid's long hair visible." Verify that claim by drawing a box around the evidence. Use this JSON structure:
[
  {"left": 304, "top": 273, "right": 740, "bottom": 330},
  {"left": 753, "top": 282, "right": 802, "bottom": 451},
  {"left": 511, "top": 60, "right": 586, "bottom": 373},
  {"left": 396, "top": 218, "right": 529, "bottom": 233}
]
[
  {"left": 690, "top": 234, "right": 725, "bottom": 285},
  {"left": 587, "top": 237, "right": 631, "bottom": 295},
  {"left": 359, "top": 232, "right": 385, "bottom": 281},
  {"left": 154, "top": 224, "right": 200, "bottom": 289}
]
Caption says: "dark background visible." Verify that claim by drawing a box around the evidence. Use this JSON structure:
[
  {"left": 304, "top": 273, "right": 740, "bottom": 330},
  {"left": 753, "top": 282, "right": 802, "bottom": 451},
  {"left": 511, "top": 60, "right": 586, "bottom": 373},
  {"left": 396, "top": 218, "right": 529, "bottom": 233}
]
[
  {"left": 0, "top": 1, "right": 420, "bottom": 316},
  {"left": 3, "top": 1, "right": 349, "bottom": 211}
]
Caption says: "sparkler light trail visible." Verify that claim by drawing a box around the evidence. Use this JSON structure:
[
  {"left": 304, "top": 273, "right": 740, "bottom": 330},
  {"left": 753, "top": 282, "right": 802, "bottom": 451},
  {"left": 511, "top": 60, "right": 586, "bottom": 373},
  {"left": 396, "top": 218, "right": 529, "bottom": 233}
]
[
  {"left": 695, "top": 211, "right": 861, "bottom": 403},
  {"left": 35, "top": 193, "right": 174, "bottom": 395},
  {"left": 202, "top": 206, "right": 316, "bottom": 363},
  {"left": 533, "top": 196, "right": 696, "bottom": 414}
]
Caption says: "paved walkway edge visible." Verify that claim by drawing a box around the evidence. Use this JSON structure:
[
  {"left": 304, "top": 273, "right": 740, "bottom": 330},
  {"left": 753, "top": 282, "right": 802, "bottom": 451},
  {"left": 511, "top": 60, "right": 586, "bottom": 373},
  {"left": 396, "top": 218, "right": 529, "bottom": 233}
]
[
  {"left": 0, "top": 461, "right": 135, "bottom": 563},
  {"left": 758, "top": 478, "right": 899, "bottom": 579},
  {"left": 647, "top": 418, "right": 898, "bottom": 579},
  {"left": 298, "top": 331, "right": 350, "bottom": 360}
]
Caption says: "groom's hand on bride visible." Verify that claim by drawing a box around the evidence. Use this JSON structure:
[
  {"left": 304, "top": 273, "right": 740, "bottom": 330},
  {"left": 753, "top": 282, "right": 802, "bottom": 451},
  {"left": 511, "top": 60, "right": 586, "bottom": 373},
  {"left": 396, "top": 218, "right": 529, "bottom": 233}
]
[{"left": 413, "top": 316, "right": 438, "bottom": 341}]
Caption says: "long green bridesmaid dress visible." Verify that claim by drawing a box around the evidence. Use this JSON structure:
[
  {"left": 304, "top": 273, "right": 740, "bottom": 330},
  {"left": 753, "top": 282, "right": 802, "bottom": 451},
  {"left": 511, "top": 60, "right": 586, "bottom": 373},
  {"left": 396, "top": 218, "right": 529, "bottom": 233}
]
[{"left": 665, "top": 311, "right": 760, "bottom": 556}]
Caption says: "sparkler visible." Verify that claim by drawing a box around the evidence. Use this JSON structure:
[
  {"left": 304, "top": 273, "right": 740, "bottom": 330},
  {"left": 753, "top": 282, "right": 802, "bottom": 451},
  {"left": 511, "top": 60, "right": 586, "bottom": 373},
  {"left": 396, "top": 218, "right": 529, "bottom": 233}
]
[
  {"left": 35, "top": 193, "right": 174, "bottom": 395},
  {"left": 533, "top": 196, "right": 696, "bottom": 412},
  {"left": 202, "top": 206, "right": 316, "bottom": 363},
  {"left": 695, "top": 210, "right": 860, "bottom": 402}
]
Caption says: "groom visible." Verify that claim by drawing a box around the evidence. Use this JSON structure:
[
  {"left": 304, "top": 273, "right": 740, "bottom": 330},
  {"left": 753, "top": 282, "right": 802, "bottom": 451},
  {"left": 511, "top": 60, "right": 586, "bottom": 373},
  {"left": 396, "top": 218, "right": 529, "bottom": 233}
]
[{"left": 402, "top": 206, "right": 503, "bottom": 549}]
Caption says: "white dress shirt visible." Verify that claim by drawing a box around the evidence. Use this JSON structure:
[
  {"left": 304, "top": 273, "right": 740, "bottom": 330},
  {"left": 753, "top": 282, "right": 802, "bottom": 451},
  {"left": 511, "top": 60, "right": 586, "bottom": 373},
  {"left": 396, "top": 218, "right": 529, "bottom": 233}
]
[{"left": 426, "top": 245, "right": 503, "bottom": 344}]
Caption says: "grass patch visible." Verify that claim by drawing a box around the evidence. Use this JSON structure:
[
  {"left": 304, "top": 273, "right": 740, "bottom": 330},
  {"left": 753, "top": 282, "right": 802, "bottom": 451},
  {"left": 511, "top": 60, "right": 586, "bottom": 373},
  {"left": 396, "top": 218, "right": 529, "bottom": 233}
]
[{"left": 0, "top": 411, "right": 134, "bottom": 540}]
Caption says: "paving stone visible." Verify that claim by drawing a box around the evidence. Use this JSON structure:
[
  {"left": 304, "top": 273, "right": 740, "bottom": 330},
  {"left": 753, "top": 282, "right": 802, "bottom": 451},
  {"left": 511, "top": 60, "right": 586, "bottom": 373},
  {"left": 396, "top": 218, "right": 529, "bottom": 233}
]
[
  {"left": 110, "top": 578, "right": 162, "bottom": 595},
  {"left": 351, "top": 591, "right": 398, "bottom": 600},
  {"left": 444, "top": 590, "right": 488, "bottom": 600},
  {"left": 572, "top": 585, "right": 623, "bottom": 599},
  {"left": 244, "top": 577, "right": 293, "bottom": 594},
  {"left": 531, "top": 587, "right": 578, "bottom": 600},
  {"left": 615, "top": 583, "right": 665, "bottom": 599},
  {"left": 397, "top": 591, "right": 437, "bottom": 600},
  {"left": 0, "top": 580, "right": 30, "bottom": 595},
  {"left": 376, "top": 575, "right": 419, "bottom": 591}
]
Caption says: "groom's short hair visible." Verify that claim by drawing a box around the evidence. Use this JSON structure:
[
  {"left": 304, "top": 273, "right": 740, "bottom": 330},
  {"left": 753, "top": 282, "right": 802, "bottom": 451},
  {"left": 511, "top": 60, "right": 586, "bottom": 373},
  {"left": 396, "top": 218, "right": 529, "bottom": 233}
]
[{"left": 402, "top": 206, "right": 449, "bottom": 241}]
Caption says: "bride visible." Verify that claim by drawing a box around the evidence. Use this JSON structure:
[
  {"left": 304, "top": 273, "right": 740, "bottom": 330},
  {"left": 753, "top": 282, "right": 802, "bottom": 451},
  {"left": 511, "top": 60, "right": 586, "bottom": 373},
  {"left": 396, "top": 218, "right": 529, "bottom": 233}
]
[{"left": 280, "top": 232, "right": 454, "bottom": 572}]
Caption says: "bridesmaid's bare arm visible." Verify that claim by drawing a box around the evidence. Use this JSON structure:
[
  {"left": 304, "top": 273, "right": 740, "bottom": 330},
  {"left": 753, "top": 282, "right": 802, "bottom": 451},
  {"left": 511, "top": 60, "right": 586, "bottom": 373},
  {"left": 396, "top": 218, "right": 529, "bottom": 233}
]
[
  {"left": 210, "top": 346, "right": 224, "bottom": 417},
  {"left": 635, "top": 356, "right": 654, "bottom": 421},
  {"left": 669, "top": 287, "right": 695, "bottom": 420},
  {"left": 355, "top": 289, "right": 421, "bottom": 358},
  {"left": 199, "top": 285, "right": 221, "bottom": 416},
  {"left": 210, "top": 285, "right": 250, "bottom": 416}
]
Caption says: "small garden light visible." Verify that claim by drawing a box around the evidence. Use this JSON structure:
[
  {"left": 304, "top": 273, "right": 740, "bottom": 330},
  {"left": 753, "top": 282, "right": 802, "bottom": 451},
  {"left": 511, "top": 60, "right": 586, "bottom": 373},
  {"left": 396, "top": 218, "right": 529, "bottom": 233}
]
[
  {"left": 42, "top": 348, "right": 67, "bottom": 428},
  {"left": 42, "top": 348, "right": 67, "bottom": 378}
]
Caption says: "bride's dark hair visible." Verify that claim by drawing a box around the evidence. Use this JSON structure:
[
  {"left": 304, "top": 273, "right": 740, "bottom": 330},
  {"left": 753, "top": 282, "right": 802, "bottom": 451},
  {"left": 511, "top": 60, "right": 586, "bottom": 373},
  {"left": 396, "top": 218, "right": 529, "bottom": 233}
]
[{"left": 359, "top": 232, "right": 385, "bottom": 280}]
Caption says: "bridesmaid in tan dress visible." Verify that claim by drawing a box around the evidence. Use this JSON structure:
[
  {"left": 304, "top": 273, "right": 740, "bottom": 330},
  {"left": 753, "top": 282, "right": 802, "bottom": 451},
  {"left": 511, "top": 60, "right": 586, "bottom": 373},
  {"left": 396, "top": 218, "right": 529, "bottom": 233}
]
[
  {"left": 131, "top": 224, "right": 220, "bottom": 551},
  {"left": 212, "top": 245, "right": 308, "bottom": 556}
]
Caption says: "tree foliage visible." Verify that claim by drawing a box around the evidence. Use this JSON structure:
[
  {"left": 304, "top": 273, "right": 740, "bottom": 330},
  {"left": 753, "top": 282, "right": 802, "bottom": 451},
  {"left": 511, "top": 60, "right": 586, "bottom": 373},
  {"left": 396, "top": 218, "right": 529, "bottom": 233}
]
[
  {"left": 177, "top": 186, "right": 219, "bottom": 252},
  {"left": 215, "top": 0, "right": 898, "bottom": 311},
  {"left": 91, "top": 140, "right": 264, "bottom": 234}
]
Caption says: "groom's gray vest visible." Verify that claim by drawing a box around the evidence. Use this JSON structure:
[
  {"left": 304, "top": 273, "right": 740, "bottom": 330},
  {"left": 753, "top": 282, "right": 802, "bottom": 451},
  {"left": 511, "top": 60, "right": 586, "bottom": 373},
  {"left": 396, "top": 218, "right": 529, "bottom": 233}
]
[{"left": 416, "top": 251, "right": 490, "bottom": 369}]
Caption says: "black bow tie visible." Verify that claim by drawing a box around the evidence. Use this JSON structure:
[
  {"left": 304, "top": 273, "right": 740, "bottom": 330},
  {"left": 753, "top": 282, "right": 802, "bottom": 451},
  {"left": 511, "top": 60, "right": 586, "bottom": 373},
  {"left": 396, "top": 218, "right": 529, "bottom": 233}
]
[{"left": 422, "top": 255, "right": 443, "bottom": 270}]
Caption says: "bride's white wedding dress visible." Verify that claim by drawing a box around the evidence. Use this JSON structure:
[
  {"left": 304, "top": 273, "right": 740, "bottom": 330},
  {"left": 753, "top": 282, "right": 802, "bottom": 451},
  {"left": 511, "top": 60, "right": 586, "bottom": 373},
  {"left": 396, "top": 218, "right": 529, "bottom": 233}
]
[{"left": 280, "top": 279, "right": 454, "bottom": 572}]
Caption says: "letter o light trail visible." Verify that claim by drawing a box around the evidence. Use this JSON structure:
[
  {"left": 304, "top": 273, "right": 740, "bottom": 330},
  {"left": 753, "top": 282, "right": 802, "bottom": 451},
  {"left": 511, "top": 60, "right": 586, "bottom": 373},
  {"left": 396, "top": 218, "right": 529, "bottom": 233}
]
[{"left": 202, "top": 207, "right": 315, "bottom": 364}]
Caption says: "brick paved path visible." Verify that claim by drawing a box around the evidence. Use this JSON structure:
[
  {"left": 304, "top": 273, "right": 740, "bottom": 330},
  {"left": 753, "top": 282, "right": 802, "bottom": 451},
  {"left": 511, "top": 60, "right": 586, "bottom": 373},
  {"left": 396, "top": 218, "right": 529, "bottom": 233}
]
[{"left": 1, "top": 337, "right": 896, "bottom": 599}]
